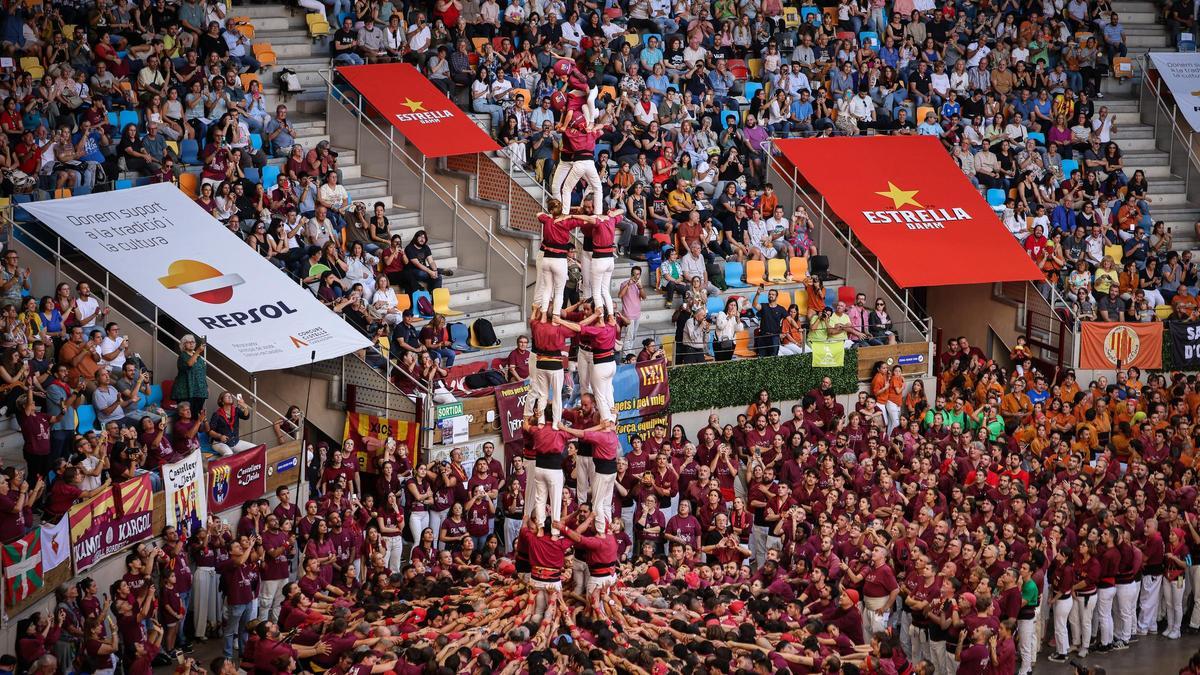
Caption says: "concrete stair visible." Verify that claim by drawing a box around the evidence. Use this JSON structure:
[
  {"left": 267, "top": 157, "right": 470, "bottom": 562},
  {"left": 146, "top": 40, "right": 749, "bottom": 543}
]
[{"left": 231, "top": 4, "right": 531, "bottom": 362}]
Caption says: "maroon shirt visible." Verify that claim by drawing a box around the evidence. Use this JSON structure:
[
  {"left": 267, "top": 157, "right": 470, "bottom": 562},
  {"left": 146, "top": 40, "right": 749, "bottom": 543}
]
[
  {"left": 18, "top": 411, "right": 49, "bottom": 456},
  {"left": 218, "top": 559, "right": 258, "bottom": 605}
]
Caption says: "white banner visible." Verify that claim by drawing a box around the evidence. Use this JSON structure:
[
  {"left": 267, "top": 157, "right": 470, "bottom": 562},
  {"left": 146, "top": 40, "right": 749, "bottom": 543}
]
[
  {"left": 21, "top": 184, "right": 370, "bottom": 371},
  {"left": 1149, "top": 52, "right": 1200, "bottom": 132},
  {"left": 39, "top": 516, "right": 70, "bottom": 571},
  {"left": 163, "top": 450, "right": 207, "bottom": 535}
]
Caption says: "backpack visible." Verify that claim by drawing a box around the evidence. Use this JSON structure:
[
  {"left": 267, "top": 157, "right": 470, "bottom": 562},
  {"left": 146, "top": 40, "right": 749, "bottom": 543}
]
[
  {"left": 465, "top": 369, "right": 507, "bottom": 388},
  {"left": 471, "top": 318, "right": 500, "bottom": 347},
  {"left": 416, "top": 294, "right": 434, "bottom": 317}
]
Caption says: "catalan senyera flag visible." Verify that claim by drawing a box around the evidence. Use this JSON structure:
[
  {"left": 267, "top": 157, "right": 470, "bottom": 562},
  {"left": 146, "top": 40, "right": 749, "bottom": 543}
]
[
  {"left": 1080, "top": 322, "right": 1163, "bottom": 370},
  {"left": 343, "top": 412, "right": 419, "bottom": 472},
  {"left": 116, "top": 473, "right": 154, "bottom": 516},
  {"left": 2, "top": 529, "right": 42, "bottom": 606}
]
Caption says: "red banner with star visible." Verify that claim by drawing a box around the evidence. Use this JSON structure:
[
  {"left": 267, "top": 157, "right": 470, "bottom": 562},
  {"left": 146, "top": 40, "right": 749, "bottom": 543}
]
[
  {"left": 774, "top": 136, "right": 1043, "bottom": 288},
  {"left": 336, "top": 63, "right": 500, "bottom": 158}
]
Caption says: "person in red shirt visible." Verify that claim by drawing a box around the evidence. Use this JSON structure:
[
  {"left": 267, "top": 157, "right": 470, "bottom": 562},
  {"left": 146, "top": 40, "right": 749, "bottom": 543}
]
[
  {"left": 525, "top": 314, "right": 579, "bottom": 428},
  {"left": 532, "top": 199, "right": 591, "bottom": 322},
  {"left": 954, "top": 624, "right": 993, "bottom": 675},
  {"left": 44, "top": 467, "right": 108, "bottom": 522},
  {"left": 846, "top": 544, "right": 899, "bottom": 642},
  {"left": 578, "top": 312, "right": 622, "bottom": 424},
  {"left": 558, "top": 511, "right": 619, "bottom": 620},
  {"left": 126, "top": 621, "right": 163, "bottom": 675},
  {"left": 523, "top": 414, "right": 571, "bottom": 532},
  {"left": 556, "top": 115, "right": 606, "bottom": 217},
  {"left": 518, "top": 512, "right": 570, "bottom": 624},
  {"left": 563, "top": 420, "right": 620, "bottom": 534}
]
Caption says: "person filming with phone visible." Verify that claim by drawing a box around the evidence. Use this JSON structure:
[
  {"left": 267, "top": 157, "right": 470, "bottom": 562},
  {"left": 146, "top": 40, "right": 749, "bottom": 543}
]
[{"left": 208, "top": 391, "right": 255, "bottom": 456}]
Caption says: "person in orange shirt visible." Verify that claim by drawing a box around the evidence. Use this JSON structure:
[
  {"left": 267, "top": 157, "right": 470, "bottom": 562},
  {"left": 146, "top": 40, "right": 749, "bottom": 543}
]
[
  {"left": 1047, "top": 398, "right": 1076, "bottom": 438},
  {"left": 870, "top": 361, "right": 898, "bottom": 433},
  {"left": 759, "top": 184, "right": 779, "bottom": 219},
  {"left": 1058, "top": 370, "right": 1081, "bottom": 405},
  {"left": 1000, "top": 379, "right": 1032, "bottom": 431}
]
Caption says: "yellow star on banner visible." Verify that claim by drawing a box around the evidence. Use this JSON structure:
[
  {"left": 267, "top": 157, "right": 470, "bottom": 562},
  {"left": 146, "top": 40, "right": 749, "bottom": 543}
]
[
  {"left": 400, "top": 98, "right": 426, "bottom": 112},
  {"left": 875, "top": 182, "right": 923, "bottom": 209}
]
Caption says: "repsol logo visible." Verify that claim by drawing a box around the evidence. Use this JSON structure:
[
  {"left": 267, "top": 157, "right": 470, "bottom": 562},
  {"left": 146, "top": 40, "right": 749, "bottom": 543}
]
[{"left": 198, "top": 301, "right": 299, "bottom": 329}]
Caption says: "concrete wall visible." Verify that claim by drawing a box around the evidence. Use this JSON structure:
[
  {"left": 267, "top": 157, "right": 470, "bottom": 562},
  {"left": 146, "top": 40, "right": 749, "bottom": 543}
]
[{"left": 926, "top": 283, "right": 1021, "bottom": 360}]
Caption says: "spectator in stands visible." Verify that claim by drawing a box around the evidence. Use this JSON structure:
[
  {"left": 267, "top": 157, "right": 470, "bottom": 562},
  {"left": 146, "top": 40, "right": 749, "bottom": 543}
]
[
  {"left": 207, "top": 392, "right": 254, "bottom": 456},
  {"left": 171, "top": 334, "right": 208, "bottom": 413},
  {"left": 419, "top": 314, "right": 456, "bottom": 366}
]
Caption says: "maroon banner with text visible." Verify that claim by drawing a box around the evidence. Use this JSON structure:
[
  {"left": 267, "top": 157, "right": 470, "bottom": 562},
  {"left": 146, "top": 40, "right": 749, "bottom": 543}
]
[{"left": 207, "top": 445, "right": 267, "bottom": 513}]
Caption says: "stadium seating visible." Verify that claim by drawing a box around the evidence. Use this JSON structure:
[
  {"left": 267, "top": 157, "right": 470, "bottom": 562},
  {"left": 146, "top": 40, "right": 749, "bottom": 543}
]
[
  {"left": 433, "top": 288, "right": 462, "bottom": 316},
  {"left": 724, "top": 262, "right": 749, "bottom": 289}
]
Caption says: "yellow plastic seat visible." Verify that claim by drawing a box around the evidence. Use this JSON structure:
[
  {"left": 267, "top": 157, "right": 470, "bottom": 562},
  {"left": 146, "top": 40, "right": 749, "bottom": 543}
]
[
  {"left": 783, "top": 6, "right": 800, "bottom": 27},
  {"left": 53, "top": 188, "right": 71, "bottom": 199},
  {"left": 239, "top": 72, "right": 262, "bottom": 92},
  {"left": 19, "top": 56, "right": 43, "bottom": 80},
  {"left": 165, "top": 140, "right": 180, "bottom": 157},
  {"left": 747, "top": 58, "right": 764, "bottom": 78},
  {"left": 432, "top": 288, "right": 462, "bottom": 316},
  {"left": 660, "top": 334, "right": 675, "bottom": 362},
  {"left": 1103, "top": 244, "right": 1123, "bottom": 265},
  {"left": 1156, "top": 304, "right": 1173, "bottom": 320},
  {"left": 766, "top": 257, "right": 787, "bottom": 283}
]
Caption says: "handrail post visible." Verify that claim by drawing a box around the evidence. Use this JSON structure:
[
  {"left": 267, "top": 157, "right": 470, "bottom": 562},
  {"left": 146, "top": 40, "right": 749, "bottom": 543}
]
[{"left": 251, "top": 375, "right": 259, "bottom": 443}]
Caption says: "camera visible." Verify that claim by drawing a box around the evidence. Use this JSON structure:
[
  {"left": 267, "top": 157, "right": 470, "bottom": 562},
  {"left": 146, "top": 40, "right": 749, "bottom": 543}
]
[{"left": 328, "top": 150, "right": 339, "bottom": 158}]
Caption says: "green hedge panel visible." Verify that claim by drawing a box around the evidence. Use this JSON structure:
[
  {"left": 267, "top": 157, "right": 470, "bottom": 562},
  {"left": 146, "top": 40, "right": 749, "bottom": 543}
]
[{"left": 667, "top": 350, "right": 860, "bottom": 413}]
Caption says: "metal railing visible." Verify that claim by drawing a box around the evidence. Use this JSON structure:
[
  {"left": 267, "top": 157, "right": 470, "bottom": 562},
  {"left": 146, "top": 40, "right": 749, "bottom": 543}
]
[
  {"left": 766, "top": 144, "right": 930, "bottom": 344},
  {"left": 4, "top": 212, "right": 288, "bottom": 443},
  {"left": 1137, "top": 55, "right": 1200, "bottom": 206},
  {"left": 321, "top": 69, "right": 530, "bottom": 312}
]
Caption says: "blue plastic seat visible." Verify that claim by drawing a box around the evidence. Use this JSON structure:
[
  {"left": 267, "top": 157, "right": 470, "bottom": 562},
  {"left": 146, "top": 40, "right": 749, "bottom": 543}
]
[
  {"left": 719, "top": 108, "right": 741, "bottom": 129},
  {"left": 824, "top": 286, "right": 837, "bottom": 308},
  {"left": 250, "top": 133, "right": 263, "bottom": 150},
  {"left": 411, "top": 290, "right": 433, "bottom": 318},
  {"left": 198, "top": 431, "right": 215, "bottom": 455},
  {"left": 147, "top": 383, "right": 163, "bottom": 406},
  {"left": 724, "top": 261, "right": 749, "bottom": 288},
  {"left": 1060, "top": 159, "right": 1079, "bottom": 179},
  {"left": 180, "top": 139, "right": 200, "bottom": 165},
  {"left": 741, "top": 81, "right": 763, "bottom": 103},
  {"left": 706, "top": 296, "right": 725, "bottom": 316},
  {"left": 1027, "top": 131, "right": 1046, "bottom": 145},
  {"left": 858, "top": 31, "right": 879, "bottom": 49},
  {"left": 117, "top": 110, "right": 139, "bottom": 132},
  {"left": 115, "top": 179, "right": 134, "bottom": 190},
  {"left": 73, "top": 185, "right": 92, "bottom": 196},
  {"left": 800, "top": 6, "right": 821, "bottom": 24},
  {"left": 986, "top": 189, "right": 1006, "bottom": 207},
  {"left": 448, "top": 322, "right": 478, "bottom": 352},
  {"left": 106, "top": 112, "right": 119, "bottom": 129},
  {"left": 12, "top": 193, "right": 32, "bottom": 223},
  {"left": 75, "top": 404, "right": 97, "bottom": 433},
  {"left": 261, "top": 164, "right": 281, "bottom": 187},
  {"left": 244, "top": 166, "right": 260, "bottom": 184}
]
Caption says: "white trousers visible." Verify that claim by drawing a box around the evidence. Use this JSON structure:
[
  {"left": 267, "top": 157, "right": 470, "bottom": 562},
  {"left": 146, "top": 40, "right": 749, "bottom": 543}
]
[
  {"left": 1094, "top": 586, "right": 1116, "bottom": 646},
  {"left": 577, "top": 349, "right": 594, "bottom": 398},
  {"left": 1070, "top": 593, "right": 1096, "bottom": 653},
  {"left": 534, "top": 255, "right": 569, "bottom": 316},
  {"left": 212, "top": 439, "right": 257, "bottom": 457},
  {"left": 1017, "top": 618, "right": 1035, "bottom": 675},
  {"left": 384, "top": 534, "right": 404, "bottom": 572},
  {"left": 592, "top": 359, "right": 616, "bottom": 422},
  {"left": 526, "top": 367, "right": 564, "bottom": 426},
  {"left": 1052, "top": 596, "right": 1073, "bottom": 656},
  {"left": 590, "top": 255, "right": 615, "bottom": 316},
  {"left": 1138, "top": 574, "right": 1162, "bottom": 633},
  {"left": 1115, "top": 582, "right": 1139, "bottom": 641},
  {"left": 408, "top": 510, "right": 430, "bottom": 544},
  {"left": 531, "top": 465, "right": 564, "bottom": 532},
  {"left": 592, "top": 469, "right": 616, "bottom": 534},
  {"left": 580, "top": 250, "right": 593, "bottom": 299},
  {"left": 575, "top": 455, "right": 594, "bottom": 503},
  {"left": 1189, "top": 564, "right": 1200, "bottom": 628},
  {"left": 258, "top": 578, "right": 286, "bottom": 622},
  {"left": 1165, "top": 576, "right": 1186, "bottom": 635},
  {"left": 930, "top": 642, "right": 953, "bottom": 675},
  {"left": 557, "top": 159, "right": 603, "bottom": 215},
  {"left": 906, "top": 622, "right": 928, "bottom": 665},
  {"left": 883, "top": 401, "right": 901, "bottom": 434},
  {"left": 429, "top": 508, "right": 448, "bottom": 549}
]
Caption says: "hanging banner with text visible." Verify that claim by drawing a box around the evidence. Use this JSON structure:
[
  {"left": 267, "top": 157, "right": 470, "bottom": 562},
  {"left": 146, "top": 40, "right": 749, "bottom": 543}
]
[
  {"left": 613, "top": 359, "right": 670, "bottom": 452},
  {"left": 69, "top": 474, "right": 154, "bottom": 573},
  {"left": 1148, "top": 53, "right": 1200, "bottom": 132},
  {"left": 343, "top": 411, "right": 419, "bottom": 472},
  {"left": 207, "top": 445, "right": 267, "bottom": 512},
  {"left": 1080, "top": 322, "right": 1163, "bottom": 370},
  {"left": 163, "top": 450, "right": 207, "bottom": 535},
  {"left": 20, "top": 184, "right": 370, "bottom": 371},
  {"left": 494, "top": 381, "right": 531, "bottom": 444},
  {"left": 1167, "top": 320, "right": 1200, "bottom": 369}
]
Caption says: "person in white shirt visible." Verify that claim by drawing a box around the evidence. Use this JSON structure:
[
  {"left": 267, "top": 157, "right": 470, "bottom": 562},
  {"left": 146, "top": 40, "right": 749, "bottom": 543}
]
[
  {"left": 317, "top": 170, "right": 352, "bottom": 231},
  {"left": 1092, "top": 107, "right": 1116, "bottom": 143},
  {"left": 779, "top": 63, "right": 810, "bottom": 97},
  {"left": 632, "top": 89, "right": 658, "bottom": 127},
  {"left": 848, "top": 90, "right": 876, "bottom": 131},
  {"left": 680, "top": 241, "right": 720, "bottom": 295},
  {"left": 560, "top": 11, "right": 584, "bottom": 53},
  {"left": 371, "top": 275, "right": 406, "bottom": 325},
  {"left": 930, "top": 62, "right": 951, "bottom": 101},
  {"left": 405, "top": 13, "right": 431, "bottom": 58},
  {"left": 766, "top": 91, "right": 791, "bottom": 132},
  {"left": 74, "top": 282, "right": 104, "bottom": 330},
  {"left": 746, "top": 211, "right": 780, "bottom": 260},
  {"left": 99, "top": 322, "right": 129, "bottom": 373},
  {"left": 949, "top": 61, "right": 970, "bottom": 95}
]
